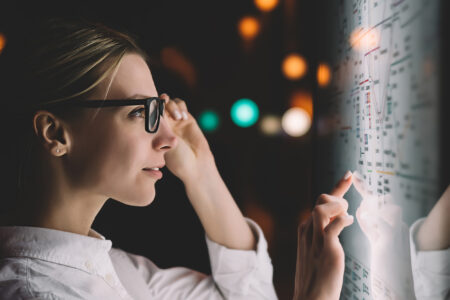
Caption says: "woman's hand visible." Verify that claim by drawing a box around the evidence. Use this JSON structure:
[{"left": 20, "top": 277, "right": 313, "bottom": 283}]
[
  {"left": 160, "top": 94, "right": 216, "bottom": 183},
  {"left": 293, "top": 171, "right": 354, "bottom": 300}
]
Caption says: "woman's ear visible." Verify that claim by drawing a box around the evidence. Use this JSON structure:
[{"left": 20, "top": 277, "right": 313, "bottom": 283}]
[{"left": 32, "top": 110, "right": 71, "bottom": 156}]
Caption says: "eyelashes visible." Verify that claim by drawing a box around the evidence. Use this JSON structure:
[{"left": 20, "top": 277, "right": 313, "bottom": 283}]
[{"left": 130, "top": 107, "right": 145, "bottom": 118}]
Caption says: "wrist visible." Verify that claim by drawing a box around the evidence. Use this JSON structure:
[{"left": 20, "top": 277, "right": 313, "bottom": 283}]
[
  {"left": 182, "top": 160, "right": 232, "bottom": 209},
  {"left": 181, "top": 151, "right": 218, "bottom": 187}
]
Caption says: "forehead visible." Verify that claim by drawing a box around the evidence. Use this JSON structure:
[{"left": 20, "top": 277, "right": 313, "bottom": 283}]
[{"left": 103, "top": 53, "right": 158, "bottom": 100}]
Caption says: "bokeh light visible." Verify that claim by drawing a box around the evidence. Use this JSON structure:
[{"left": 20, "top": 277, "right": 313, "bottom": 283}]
[
  {"left": 282, "top": 53, "right": 308, "bottom": 80},
  {"left": 349, "top": 27, "right": 380, "bottom": 52},
  {"left": 243, "top": 200, "right": 275, "bottom": 247},
  {"left": 254, "top": 0, "right": 279, "bottom": 12},
  {"left": 281, "top": 107, "right": 311, "bottom": 137},
  {"left": 260, "top": 115, "right": 281, "bottom": 135},
  {"left": 290, "top": 90, "right": 313, "bottom": 118},
  {"left": 161, "top": 47, "right": 197, "bottom": 88},
  {"left": 0, "top": 33, "right": 6, "bottom": 55},
  {"left": 198, "top": 110, "right": 220, "bottom": 132},
  {"left": 231, "top": 98, "right": 259, "bottom": 127},
  {"left": 238, "top": 16, "right": 260, "bottom": 41},
  {"left": 316, "top": 63, "right": 331, "bottom": 87}
]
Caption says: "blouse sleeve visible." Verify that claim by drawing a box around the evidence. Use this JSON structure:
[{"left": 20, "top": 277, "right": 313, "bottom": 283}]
[
  {"left": 409, "top": 217, "right": 450, "bottom": 299},
  {"left": 205, "top": 217, "right": 278, "bottom": 300},
  {"left": 109, "top": 217, "right": 278, "bottom": 300}
]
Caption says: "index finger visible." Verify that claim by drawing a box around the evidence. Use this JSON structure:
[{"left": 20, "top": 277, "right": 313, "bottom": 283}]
[{"left": 330, "top": 170, "right": 353, "bottom": 198}]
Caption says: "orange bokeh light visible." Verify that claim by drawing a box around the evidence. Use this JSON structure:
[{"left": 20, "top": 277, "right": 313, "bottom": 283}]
[
  {"left": 238, "top": 16, "right": 260, "bottom": 40},
  {"left": 317, "top": 63, "right": 331, "bottom": 87},
  {"left": 282, "top": 53, "right": 307, "bottom": 80},
  {"left": 349, "top": 27, "right": 380, "bottom": 51},
  {"left": 244, "top": 200, "right": 275, "bottom": 246},
  {"left": 0, "top": 33, "right": 6, "bottom": 55},
  {"left": 161, "top": 47, "right": 197, "bottom": 88},
  {"left": 298, "top": 209, "right": 312, "bottom": 225},
  {"left": 254, "top": 0, "right": 279, "bottom": 12},
  {"left": 290, "top": 89, "right": 313, "bottom": 118}
]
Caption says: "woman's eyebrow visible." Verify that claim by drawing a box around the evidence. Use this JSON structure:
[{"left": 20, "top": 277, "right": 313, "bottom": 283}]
[
  {"left": 128, "top": 94, "right": 153, "bottom": 99},
  {"left": 122, "top": 95, "right": 150, "bottom": 109}
]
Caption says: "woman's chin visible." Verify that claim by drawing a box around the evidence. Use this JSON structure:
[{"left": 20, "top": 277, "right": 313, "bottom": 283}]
[
  {"left": 139, "top": 194, "right": 156, "bottom": 206},
  {"left": 121, "top": 192, "right": 156, "bottom": 207}
]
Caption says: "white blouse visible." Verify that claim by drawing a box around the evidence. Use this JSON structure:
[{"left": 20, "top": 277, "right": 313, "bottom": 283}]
[{"left": 0, "top": 218, "right": 278, "bottom": 300}]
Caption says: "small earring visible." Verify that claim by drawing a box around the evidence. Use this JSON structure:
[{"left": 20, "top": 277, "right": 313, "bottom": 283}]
[{"left": 56, "top": 149, "right": 60, "bottom": 153}]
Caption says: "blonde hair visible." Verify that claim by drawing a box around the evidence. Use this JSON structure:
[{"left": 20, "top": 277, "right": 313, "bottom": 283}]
[{"left": 0, "top": 17, "right": 150, "bottom": 210}]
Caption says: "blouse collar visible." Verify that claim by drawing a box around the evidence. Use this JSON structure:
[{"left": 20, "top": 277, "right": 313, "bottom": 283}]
[{"left": 0, "top": 225, "right": 113, "bottom": 274}]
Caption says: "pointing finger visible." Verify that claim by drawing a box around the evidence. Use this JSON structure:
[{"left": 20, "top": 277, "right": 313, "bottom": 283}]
[{"left": 330, "top": 170, "right": 353, "bottom": 198}]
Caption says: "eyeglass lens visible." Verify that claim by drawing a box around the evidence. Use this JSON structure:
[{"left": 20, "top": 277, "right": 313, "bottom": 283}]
[{"left": 148, "top": 100, "right": 159, "bottom": 132}]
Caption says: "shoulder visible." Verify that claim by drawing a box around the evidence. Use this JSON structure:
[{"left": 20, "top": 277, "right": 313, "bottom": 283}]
[
  {"left": 0, "top": 257, "right": 62, "bottom": 300},
  {"left": 109, "top": 246, "right": 159, "bottom": 275},
  {"left": 109, "top": 246, "right": 209, "bottom": 283}
]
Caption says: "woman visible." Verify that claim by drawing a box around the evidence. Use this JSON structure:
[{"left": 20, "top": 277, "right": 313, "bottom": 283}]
[{"left": 0, "top": 17, "right": 353, "bottom": 299}]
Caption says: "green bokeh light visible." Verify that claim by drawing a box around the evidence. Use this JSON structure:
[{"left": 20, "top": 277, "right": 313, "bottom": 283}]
[
  {"left": 230, "top": 98, "right": 259, "bottom": 127},
  {"left": 198, "top": 110, "right": 220, "bottom": 132}
]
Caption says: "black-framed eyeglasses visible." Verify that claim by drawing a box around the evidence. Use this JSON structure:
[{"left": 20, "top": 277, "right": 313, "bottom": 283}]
[{"left": 33, "top": 97, "right": 165, "bottom": 133}]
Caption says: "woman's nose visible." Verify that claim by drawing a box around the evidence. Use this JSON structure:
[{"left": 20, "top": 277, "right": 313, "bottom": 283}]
[{"left": 152, "top": 116, "right": 178, "bottom": 151}]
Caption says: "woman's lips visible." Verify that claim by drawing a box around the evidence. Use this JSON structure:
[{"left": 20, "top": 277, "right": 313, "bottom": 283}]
[{"left": 143, "top": 169, "right": 163, "bottom": 179}]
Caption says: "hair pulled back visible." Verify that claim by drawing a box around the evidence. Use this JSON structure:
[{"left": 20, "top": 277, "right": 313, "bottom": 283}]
[{"left": 0, "top": 17, "right": 149, "bottom": 211}]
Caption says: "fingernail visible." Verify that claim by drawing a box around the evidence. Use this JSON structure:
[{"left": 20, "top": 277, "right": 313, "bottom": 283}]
[
  {"left": 174, "top": 110, "right": 182, "bottom": 120},
  {"left": 348, "top": 215, "right": 354, "bottom": 222},
  {"left": 344, "top": 170, "right": 352, "bottom": 180},
  {"left": 182, "top": 111, "right": 188, "bottom": 120}
]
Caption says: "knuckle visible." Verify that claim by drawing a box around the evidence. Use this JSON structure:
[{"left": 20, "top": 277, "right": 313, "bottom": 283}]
[
  {"left": 341, "top": 199, "right": 349, "bottom": 210},
  {"left": 328, "top": 194, "right": 339, "bottom": 201},
  {"left": 318, "top": 193, "right": 329, "bottom": 203},
  {"left": 336, "top": 198, "right": 348, "bottom": 211},
  {"left": 174, "top": 97, "right": 185, "bottom": 104},
  {"left": 319, "top": 193, "right": 328, "bottom": 199},
  {"left": 312, "top": 205, "right": 324, "bottom": 217},
  {"left": 167, "top": 100, "right": 177, "bottom": 107}
]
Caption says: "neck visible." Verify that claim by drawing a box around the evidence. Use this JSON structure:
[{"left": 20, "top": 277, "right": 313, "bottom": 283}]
[
  {"left": 1, "top": 150, "right": 109, "bottom": 235},
  {"left": 1, "top": 186, "right": 107, "bottom": 236}
]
